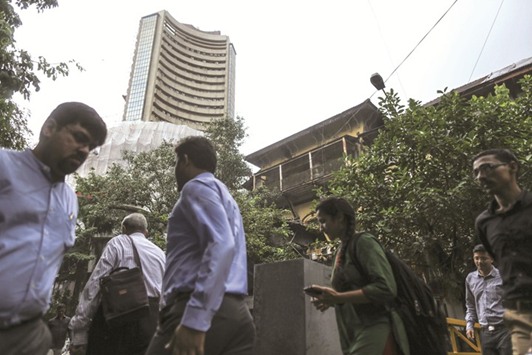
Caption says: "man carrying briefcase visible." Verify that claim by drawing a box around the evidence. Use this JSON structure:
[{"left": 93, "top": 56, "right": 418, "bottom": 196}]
[{"left": 69, "top": 213, "right": 165, "bottom": 355}]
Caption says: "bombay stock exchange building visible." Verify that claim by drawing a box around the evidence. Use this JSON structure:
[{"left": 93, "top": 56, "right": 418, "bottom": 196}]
[{"left": 122, "top": 10, "right": 236, "bottom": 130}]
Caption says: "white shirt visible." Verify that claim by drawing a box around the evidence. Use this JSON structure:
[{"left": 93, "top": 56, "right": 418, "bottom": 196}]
[{"left": 69, "top": 232, "right": 165, "bottom": 345}]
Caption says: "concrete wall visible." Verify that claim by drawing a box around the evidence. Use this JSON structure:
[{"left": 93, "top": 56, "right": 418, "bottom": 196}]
[{"left": 253, "top": 259, "right": 342, "bottom": 355}]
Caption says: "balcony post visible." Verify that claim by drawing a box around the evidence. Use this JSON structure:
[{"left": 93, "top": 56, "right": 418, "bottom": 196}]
[
  {"left": 279, "top": 165, "right": 283, "bottom": 191},
  {"left": 309, "top": 152, "right": 314, "bottom": 180}
]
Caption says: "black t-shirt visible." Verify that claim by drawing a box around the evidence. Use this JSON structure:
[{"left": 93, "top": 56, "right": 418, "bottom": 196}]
[{"left": 475, "top": 190, "right": 532, "bottom": 302}]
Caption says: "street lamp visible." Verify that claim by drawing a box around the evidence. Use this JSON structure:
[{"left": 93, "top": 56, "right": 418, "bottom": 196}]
[
  {"left": 370, "top": 72, "right": 386, "bottom": 91},
  {"left": 369, "top": 72, "right": 399, "bottom": 117}
]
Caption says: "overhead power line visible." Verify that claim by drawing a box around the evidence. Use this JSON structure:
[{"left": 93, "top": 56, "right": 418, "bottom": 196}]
[
  {"left": 383, "top": 0, "right": 459, "bottom": 85},
  {"left": 328, "top": 0, "right": 460, "bottom": 143},
  {"left": 468, "top": 0, "right": 505, "bottom": 81}
]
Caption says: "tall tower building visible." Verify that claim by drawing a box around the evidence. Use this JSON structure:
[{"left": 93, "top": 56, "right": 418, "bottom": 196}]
[{"left": 123, "top": 10, "right": 236, "bottom": 130}]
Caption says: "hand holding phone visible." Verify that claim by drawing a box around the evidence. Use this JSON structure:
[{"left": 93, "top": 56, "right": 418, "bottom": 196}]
[{"left": 303, "top": 285, "right": 323, "bottom": 297}]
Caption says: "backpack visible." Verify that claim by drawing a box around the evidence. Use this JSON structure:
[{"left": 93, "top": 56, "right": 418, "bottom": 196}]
[{"left": 349, "top": 233, "right": 448, "bottom": 355}]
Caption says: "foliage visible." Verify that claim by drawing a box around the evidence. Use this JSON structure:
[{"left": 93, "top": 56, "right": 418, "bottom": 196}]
[
  {"left": 205, "top": 115, "right": 251, "bottom": 190},
  {"left": 0, "top": 0, "right": 82, "bottom": 149},
  {"left": 75, "top": 142, "right": 178, "bottom": 245},
  {"left": 236, "top": 187, "right": 300, "bottom": 266},
  {"left": 0, "top": 100, "right": 29, "bottom": 149},
  {"left": 323, "top": 76, "right": 532, "bottom": 301}
]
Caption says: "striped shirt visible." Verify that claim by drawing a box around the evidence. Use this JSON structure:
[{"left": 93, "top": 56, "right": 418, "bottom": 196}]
[
  {"left": 69, "top": 232, "right": 165, "bottom": 345},
  {"left": 465, "top": 266, "right": 506, "bottom": 330}
]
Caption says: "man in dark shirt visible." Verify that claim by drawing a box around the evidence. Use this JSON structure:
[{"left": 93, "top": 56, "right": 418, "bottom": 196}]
[
  {"left": 48, "top": 304, "right": 71, "bottom": 355},
  {"left": 473, "top": 149, "right": 532, "bottom": 354}
]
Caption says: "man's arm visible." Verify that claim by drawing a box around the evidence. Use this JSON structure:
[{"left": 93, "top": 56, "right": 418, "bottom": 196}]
[
  {"left": 464, "top": 275, "right": 478, "bottom": 339},
  {"left": 68, "top": 239, "right": 120, "bottom": 345},
  {"left": 475, "top": 215, "right": 495, "bottom": 259}
]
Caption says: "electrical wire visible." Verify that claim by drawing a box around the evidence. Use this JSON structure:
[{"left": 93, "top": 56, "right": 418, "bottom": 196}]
[
  {"left": 468, "top": 0, "right": 505, "bottom": 81},
  {"left": 367, "top": 0, "right": 408, "bottom": 98},
  {"left": 383, "top": 0, "right": 459, "bottom": 84},
  {"left": 327, "top": 0, "right": 460, "bottom": 142}
]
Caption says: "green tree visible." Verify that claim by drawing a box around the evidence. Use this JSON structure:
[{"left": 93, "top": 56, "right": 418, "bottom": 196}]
[
  {"left": 0, "top": 0, "right": 82, "bottom": 149},
  {"left": 205, "top": 115, "right": 251, "bottom": 190},
  {"left": 236, "top": 187, "right": 300, "bottom": 266},
  {"left": 76, "top": 142, "right": 178, "bottom": 244},
  {"left": 324, "top": 76, "right": 532, "bottom": 301}
]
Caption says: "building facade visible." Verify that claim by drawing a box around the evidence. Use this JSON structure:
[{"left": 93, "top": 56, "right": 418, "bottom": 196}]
[
  {"left": 123, "top": 10, "right": 236, "bottom": 130},
  {"left": 245, "top": 100, "right": 383, "bottom": 229}
]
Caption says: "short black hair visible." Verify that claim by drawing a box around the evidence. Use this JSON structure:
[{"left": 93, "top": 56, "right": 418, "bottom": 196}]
[
  {"left": 472, "top": 149, "right": 519, "bottom": 171},
  {"left": 472, "top": 244, "right": 486, "bottom": 253},
  {"left": 41, "top": 102, "right": 107, "bottom": 146},
  {"left": 175, "top": 136, "right": 217, "bottom": 173}
]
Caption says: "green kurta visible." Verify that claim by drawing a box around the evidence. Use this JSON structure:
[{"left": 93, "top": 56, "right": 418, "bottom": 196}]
[{"left": 332, "top": 232, "right": 410, "bottom": 355}]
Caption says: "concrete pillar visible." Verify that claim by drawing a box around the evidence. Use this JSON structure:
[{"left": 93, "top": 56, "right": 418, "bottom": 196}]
[{"left": 253, "top": 258, "right": 341, "bottom": 355}]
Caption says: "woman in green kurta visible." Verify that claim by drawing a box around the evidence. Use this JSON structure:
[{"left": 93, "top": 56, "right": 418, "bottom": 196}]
[{"left": 310, "top": 197, "right": 409, "bottom": 355}]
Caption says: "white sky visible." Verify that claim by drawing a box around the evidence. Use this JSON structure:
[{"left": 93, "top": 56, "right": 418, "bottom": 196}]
[{"left": 13, "top": 0, "right": 532, "bottom": 155}]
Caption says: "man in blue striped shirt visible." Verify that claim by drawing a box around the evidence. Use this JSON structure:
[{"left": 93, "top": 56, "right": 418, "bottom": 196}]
[
  {"left": 0, "top": 102, "right": 107, "bottom": 355},
  {"left": 146, "top": 136, "right": 255, "bottom": 355},
  {"left": 465, "top": 244, "right": 511, "bottom": 355}
]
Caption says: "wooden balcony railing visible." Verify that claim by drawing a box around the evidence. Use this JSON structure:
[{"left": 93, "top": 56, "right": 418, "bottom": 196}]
[{"left": 447, "top": 318, "right": 481, "bottom": 354}]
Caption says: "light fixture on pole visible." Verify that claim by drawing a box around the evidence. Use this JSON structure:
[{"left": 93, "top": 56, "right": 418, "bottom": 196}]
[
  {"left": 370, "top": 72, "right": 385, "bottom": 91},
  {"left": 370, "top": 72, "right": 399, "bottom": 117}
]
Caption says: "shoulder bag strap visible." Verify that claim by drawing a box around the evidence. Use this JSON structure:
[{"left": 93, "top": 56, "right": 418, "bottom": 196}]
[
  {"left": 348, "top": 232, "right": 365, "bottom": 277},
  {"left": 126, "top": 234, "right": 143, "bottom": 271}
]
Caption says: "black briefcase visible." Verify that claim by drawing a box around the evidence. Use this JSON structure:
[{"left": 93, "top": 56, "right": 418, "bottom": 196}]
[{"left": 99, "top": 236, "right": 149, "bottom": 328}]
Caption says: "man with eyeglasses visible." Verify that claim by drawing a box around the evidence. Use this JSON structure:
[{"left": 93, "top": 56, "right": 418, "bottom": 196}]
[{"left": 473, "top": 149, "right": 532, "bottom": 355}]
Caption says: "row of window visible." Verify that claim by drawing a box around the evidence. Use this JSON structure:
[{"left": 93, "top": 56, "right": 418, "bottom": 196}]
[
  {"left": 162, "top": 31, "right": 227, "bottom": 66},
  {"left": 155, "top": 87, "right": 225, "bottom": 111},
  {"left": 157, "top": 74, "right": 224, "bottom": 104},
  {"left": 162, "top": 19, "right": 227, "bottom": 51},
  {"left": 159, "top": 54, "right": 225, "bottom": 86}
]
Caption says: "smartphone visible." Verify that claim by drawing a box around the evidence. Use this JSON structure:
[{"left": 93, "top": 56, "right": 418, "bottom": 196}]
[{"left": 303, "top": 286, "right": 323, "bottom": 297}]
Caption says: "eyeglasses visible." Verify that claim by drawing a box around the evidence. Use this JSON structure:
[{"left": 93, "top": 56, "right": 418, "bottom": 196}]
[{"left": 472, "top": 163, "right": 507, "bottom": 178}]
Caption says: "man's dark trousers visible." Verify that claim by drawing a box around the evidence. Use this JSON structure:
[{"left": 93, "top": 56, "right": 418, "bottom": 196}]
[
  {"left": 0, "top": 317, "right": 51, "bottom": 355},
  {"left": 146, "top": 293, "right": 256, "bottom": 355},
  {"left": 480, "top": 325, "right": 512, "bottom": 355},
  {"left": 87, "top": 298, "right": 159, "bottom": 355}
]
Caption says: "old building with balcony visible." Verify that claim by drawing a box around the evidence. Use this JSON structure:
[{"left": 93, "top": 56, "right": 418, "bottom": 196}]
[{"left": 245, "top": 99, "right": 383, "bottom": 234}]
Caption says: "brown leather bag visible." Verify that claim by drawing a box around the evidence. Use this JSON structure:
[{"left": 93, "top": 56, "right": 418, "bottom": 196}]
[{"left": 99, "top": 235, "right": 149, "bottom": 328}]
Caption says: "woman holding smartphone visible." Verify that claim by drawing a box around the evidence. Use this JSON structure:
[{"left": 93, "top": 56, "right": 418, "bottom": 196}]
[{"left": 308, "top": 197, "right": 409, "bottom": 355}]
